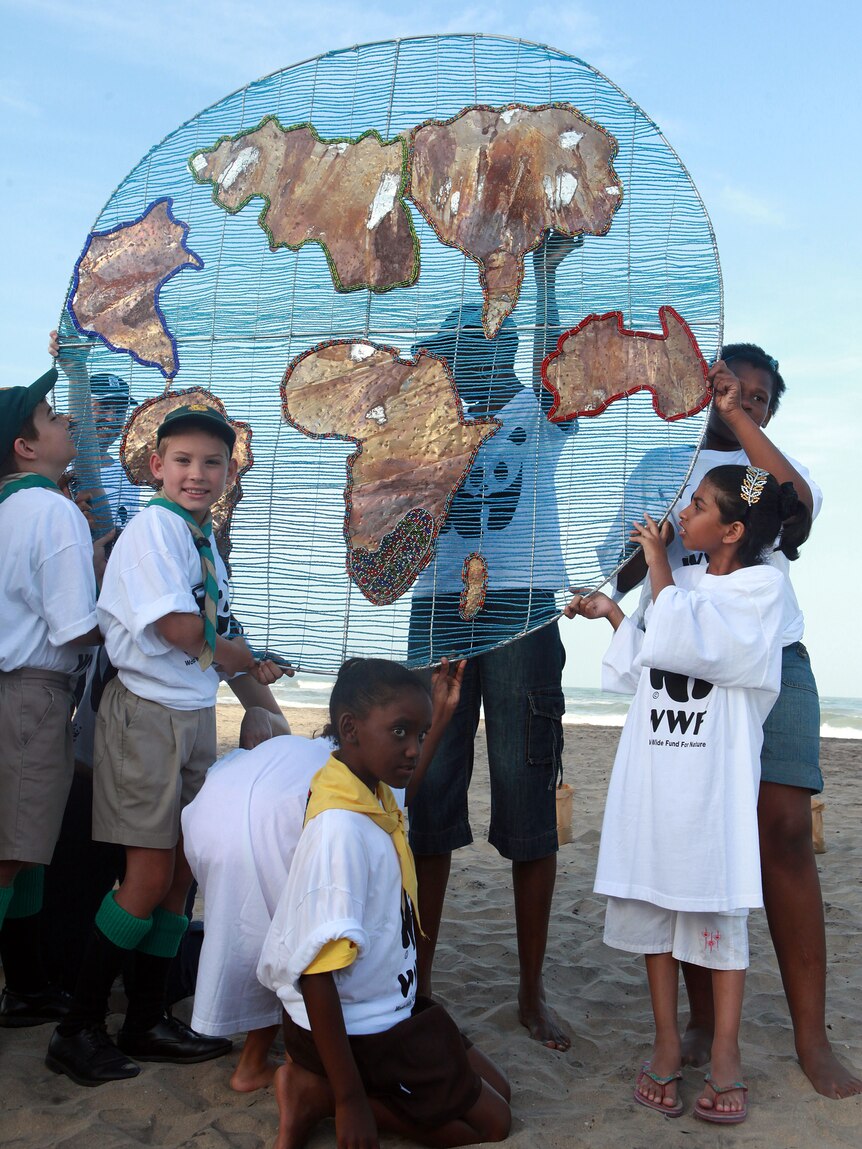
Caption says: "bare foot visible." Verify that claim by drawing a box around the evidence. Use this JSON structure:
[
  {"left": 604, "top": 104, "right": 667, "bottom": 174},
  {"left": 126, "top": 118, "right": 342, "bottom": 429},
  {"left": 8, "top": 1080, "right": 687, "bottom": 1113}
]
[
  {"left": 273, "top": 1061, "right": 332, "bottom": 1149},
  {"left": 231, "top": 1056, "right": 279, "bottom": 1092},
  {"left": 680, "top": 1023, "right": 713, "bottom": 1068},
  {"left": 518, "top": 990, "right": 570, "bottom": 1051},
  {"left": 797, "top": 1043, "right": 862, "bottom": 1099}
]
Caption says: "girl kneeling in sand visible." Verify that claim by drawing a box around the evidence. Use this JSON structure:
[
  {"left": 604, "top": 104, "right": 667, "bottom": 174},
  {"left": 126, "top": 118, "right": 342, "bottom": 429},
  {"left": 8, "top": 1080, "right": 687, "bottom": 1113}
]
[
  {"left": 567, "top": 465, "right": 809, "bottom": 1124},
  {"left": 258, "top": 658, "right": 511, "bottom": 1149}
]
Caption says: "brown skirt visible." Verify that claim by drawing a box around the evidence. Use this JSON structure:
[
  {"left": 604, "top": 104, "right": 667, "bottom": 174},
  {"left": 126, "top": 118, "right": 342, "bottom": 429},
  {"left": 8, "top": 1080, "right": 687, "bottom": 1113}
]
[{"left": 283, "top": 995, "right": 482, "bottom": 1128}]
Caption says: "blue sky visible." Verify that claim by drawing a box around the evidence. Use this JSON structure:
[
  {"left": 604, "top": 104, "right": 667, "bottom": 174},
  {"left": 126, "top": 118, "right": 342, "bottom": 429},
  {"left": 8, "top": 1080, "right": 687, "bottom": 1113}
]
[{"left": 2, "top": 0, "right": 859, "bottom": 696}]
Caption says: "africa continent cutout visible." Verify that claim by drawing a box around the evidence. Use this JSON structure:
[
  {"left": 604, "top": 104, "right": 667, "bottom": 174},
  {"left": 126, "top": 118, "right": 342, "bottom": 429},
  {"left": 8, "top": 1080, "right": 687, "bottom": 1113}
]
[
  {"left": 409, "top": 104, "right": 623, "bottom": 338},
  {"left": 190, "top": 117, "right": 418, "bottom": 293},
  {"left": 69, "top": 198, "right": 202, "bottom": 379},
  {"left": 542, "top": 306, "right": 711, "bottom": 422},
  {"left": 282, "top": 342, "right": 500, "bottom": 604}
]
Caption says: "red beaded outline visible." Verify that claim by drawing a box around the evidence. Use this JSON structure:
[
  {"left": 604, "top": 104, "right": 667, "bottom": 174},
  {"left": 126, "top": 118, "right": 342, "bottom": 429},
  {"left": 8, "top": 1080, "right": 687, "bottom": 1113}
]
[{"left": 541, "top": 305, "right": 711, "bottom": 423}]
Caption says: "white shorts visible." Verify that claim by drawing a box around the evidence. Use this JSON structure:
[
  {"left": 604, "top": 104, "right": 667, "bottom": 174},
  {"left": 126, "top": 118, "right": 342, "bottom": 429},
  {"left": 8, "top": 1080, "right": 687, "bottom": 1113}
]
[{"left": 604, "top": 896, "right": 749, "bottom": 971}]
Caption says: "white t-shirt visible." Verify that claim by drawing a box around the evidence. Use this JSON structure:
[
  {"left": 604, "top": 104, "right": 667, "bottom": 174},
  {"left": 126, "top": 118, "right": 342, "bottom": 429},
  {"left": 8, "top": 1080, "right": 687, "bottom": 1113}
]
[
  {"left": 414, "top": 387, "right": 570, "bottom": 592},
  {"left": 258, "top": 805, "right": 417, "bottom": 1035},
  {"left": 0, "top": 487, "right": 98, "bottom": 673},
  {"left": 183, "top": 735, "right": 334, "bottom": 1036},
  {"left": 97, "top": 504, "right": 232, "bottom": 709},
  {"left": 594, "top": 564, "right": 784, "bottom": 914}
]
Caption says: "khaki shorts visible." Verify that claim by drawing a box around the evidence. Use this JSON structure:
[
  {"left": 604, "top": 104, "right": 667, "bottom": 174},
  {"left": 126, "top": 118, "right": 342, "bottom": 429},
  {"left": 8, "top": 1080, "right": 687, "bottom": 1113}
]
[
  {"left": 0, "top": 668, "right": 75, "bottom": 864},
  {"left": 92, "top": 677, "right": 216, "bottom": 849}
]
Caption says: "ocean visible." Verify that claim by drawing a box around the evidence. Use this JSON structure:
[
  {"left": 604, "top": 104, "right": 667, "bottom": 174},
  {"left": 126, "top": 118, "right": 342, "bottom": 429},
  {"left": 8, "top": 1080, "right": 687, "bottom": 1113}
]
[{"left": 220, "top": 679, "right": 862, "bottom": 741}]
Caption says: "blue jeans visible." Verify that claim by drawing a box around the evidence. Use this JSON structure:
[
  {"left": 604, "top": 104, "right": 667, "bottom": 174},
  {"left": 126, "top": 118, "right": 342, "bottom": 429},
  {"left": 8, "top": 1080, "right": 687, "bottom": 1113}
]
[{"left": 408, "top": 619, "right": 565, "bottom": 861}]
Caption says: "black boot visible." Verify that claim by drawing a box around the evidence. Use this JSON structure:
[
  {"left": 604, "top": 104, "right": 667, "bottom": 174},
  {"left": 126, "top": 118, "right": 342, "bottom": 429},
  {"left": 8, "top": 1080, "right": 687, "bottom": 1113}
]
[
  {"left": 0, "top": 913, "right": 70, "bottom": 1027},
  {"left": 118, "top": 951, "right": 231, "bottom": 1064},
  {"left": 46, "top": 927, "right": 139, "bottom": 1086}
]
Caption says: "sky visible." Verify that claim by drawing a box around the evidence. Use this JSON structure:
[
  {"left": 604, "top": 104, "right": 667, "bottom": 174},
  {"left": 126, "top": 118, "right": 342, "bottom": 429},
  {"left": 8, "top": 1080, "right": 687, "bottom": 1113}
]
[{"left": 2, "top": 0, "right": 860, "bottom": 697}]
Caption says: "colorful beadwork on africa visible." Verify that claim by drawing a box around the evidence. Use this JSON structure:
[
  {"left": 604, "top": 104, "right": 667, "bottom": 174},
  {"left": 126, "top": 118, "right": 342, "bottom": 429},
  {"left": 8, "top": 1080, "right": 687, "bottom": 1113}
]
[{"left": 53, "top": 35, "right": 721, "bottom": 672}]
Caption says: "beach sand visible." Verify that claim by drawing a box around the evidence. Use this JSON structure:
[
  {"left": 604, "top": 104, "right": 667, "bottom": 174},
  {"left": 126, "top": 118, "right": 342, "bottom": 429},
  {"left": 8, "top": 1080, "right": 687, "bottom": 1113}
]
[{"left": 1, "top": 705, "right": 860, "bottom": 1147}]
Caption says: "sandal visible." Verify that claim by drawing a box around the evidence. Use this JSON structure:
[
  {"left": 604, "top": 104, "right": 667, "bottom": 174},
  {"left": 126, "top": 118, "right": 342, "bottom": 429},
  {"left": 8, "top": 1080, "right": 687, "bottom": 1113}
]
[
  {"left": 633, "top": 1062, "right": 684, "bottom": 1117},
  {"left": 694, "top": 1071, "right": 748, "bottom": 1124}
]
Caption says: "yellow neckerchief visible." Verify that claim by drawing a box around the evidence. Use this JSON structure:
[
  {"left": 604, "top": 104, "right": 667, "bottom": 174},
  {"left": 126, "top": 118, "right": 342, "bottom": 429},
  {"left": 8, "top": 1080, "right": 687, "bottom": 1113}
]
[{"left": 304, "top": 754, "right": 423, "bottom": 936}]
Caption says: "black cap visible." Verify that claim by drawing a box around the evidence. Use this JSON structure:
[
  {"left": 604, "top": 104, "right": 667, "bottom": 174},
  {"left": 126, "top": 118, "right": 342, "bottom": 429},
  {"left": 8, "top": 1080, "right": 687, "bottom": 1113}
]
[
  {"left": 156, "top": 403, "right": 236, "bottom": 451},
  {"left": 0, "top": 367, "right": 58, "bottom": 461}
]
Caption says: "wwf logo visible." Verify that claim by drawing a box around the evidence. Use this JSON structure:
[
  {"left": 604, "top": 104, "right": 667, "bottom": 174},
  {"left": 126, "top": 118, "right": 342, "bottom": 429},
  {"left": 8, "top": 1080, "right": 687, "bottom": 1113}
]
[
  {"left": 649, "top": 669, "right": 713, "bottom": 703},
  {"left": 192, "top": 581, "right": 231, "bottom": 635},
  {"left": 442, "top": 426, "right": 527, "bottom": 537},
  {"left": 649, "top": 669, "right": 714, "bottom": 740}
]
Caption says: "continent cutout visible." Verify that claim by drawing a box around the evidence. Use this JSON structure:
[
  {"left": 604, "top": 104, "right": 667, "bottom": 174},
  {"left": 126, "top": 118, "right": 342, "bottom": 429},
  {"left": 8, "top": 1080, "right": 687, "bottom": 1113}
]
[
  {"left": 282, "top": 341, "right": 501, "bottom": 604},
  {"left": 409, "top": 104, "right": 622, "bottom": 339},
  {"left": 190, "top": 117, "right": 418, "bottom": 293},
  {"left": 69, "top": 198, "right": 202, "bottom": 379},
  {"left": 459, "top": 553, "right": 488, "bottom": 620},
  {"left": 120, "top": 387, "right": 253, "bottom": 562},
  {"left": 542, "top": 306, "right": 710, "bottom": 422}
]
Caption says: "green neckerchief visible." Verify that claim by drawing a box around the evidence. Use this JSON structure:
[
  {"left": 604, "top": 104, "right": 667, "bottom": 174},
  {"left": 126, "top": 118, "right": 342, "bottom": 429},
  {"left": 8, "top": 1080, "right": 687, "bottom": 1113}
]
[
  {"left": 150, "top": 495, "right": 218, "bottom": 670},
  {"left": 0, "top": 473, "right": 62, "bottom": 506}
]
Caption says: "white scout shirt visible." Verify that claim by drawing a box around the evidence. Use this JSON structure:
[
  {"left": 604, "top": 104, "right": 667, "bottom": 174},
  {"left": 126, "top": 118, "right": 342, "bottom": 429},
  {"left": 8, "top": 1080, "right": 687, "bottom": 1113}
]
[
  {"left": 97, "top": 503, "right": 231, "bottom": 709},
  {"left": 0, "top": 487, "right": 97, "bottom": 673}
]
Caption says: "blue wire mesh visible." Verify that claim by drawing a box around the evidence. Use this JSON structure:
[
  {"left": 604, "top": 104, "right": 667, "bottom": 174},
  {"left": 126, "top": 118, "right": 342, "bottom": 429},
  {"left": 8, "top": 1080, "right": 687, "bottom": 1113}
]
[{"left": 55, "top": 34, "right": 721, "bottom": 674}]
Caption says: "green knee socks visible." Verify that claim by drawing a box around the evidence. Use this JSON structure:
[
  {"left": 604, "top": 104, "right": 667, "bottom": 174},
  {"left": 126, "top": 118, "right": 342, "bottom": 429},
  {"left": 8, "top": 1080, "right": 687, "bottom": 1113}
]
[
  {"left": 7, "top": 866, "right": 45, "bottom": 919},
  {"left": 136, "top": 907, "right": 189, "bottom": 958},
  {"left": 0, "top": 883, "right": 13, "bottom": 930}
]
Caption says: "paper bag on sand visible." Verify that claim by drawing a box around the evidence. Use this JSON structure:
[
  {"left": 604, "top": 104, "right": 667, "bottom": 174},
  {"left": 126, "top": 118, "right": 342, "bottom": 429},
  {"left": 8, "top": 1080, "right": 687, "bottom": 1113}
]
[
  {"left": 811, "top": 796, "right": 826, "bottom": 854},
  {"left": 556, "top": 783, "right": 574, "bottom": 846}
]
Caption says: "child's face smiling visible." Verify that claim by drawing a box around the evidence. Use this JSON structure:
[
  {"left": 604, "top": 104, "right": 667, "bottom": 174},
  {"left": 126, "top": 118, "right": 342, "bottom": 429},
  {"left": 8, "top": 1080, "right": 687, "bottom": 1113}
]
[
  {"left": 150, "top": 429, "right": 237, "bottom": 524},
  {"left": 344, "top": 687, "right": 433, "bottom": 793},
  {"left": 677, "top": 480, "right": 736, "bottom": 554}
]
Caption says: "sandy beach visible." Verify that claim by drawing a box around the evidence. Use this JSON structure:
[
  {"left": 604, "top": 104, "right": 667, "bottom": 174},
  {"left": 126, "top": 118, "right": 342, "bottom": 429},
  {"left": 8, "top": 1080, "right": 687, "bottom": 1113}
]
[{"left": 1, "top": 704, "right": 860, "bottom": 1147}]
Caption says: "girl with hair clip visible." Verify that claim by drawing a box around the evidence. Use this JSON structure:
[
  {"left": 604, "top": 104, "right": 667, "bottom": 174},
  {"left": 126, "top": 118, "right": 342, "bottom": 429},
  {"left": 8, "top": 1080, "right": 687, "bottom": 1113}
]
[
  {"left": 610, "top": 344, "right": 859, "bottom": 1100},
  {"left": 258, "top": 657, "right": 511, "bottom": 1149},
  {"left": 566, "top": 464, "right": 810, "bottom": 1125}
]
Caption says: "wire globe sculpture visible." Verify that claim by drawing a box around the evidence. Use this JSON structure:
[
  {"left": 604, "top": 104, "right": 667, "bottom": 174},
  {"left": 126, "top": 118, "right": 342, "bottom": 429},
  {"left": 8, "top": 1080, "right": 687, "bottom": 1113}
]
[{"left": 56, "top": 34, "right": 721, "bottom": 673}]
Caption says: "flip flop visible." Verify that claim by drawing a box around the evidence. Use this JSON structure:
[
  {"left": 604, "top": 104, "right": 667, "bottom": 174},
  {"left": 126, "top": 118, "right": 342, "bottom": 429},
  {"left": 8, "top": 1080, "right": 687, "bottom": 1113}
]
[
  {"left": 633, "top": 1062, "right": 684, "bottom": 1117},
  {"left": 693, "top": 1071, "right": 748, "bottom": 1124}
]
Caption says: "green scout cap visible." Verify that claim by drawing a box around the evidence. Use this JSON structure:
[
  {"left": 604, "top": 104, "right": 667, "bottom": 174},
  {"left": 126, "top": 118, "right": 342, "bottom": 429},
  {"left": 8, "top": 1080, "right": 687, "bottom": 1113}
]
[
  {"left": 0, "top": 367, "right": 58, "bottom": 461},
  {"left": 156, "top": 403, "right": 236, "bottom": 451}
]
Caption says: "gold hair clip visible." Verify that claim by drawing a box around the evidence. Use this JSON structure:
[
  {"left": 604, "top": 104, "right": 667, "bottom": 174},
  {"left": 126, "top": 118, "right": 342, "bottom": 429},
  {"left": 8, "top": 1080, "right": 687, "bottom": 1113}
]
[{"left": 740, "top": 466, "right": 769, "bottom": 507}]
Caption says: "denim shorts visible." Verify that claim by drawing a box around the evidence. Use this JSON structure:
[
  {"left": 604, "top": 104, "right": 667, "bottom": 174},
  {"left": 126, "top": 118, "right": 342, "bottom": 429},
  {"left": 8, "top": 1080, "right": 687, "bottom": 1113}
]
[
  {"left": 407, "top": 614, "right": 565, "bottom": 862},
  {"left": 760, "top": 642, "right": 823, "bottom": 794}
]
